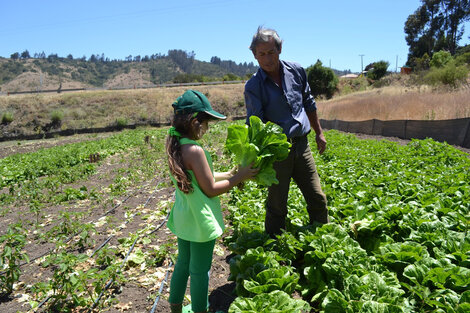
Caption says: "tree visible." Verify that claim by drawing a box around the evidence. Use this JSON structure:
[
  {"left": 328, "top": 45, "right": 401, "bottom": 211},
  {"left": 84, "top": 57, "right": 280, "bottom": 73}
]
[
  {"left": 10, "top": 52, "right": 20, "bottom": 60},
  {"left": 366, "top": 61, "right": 390, "bottom": 80},
  {"left": 47, "top": 54, "right": 58, "bottom": 62},
  {"left": 210, "top": 56, "right": 221, "bottom": 65},
  {"left": 168, "top": 49, "right": 195, "bottom": 73},
  {"left": 405, "top": 0, "right": 470, "bottom": 65},
  {"left": 442, "top": 0, "right": 470, "bottom": 54},
  {"left": 21, "top": 50, "right": 30, "bottom": 59},
  {"left": 306, "top": 60, "right": 338, "bottom": 99}
]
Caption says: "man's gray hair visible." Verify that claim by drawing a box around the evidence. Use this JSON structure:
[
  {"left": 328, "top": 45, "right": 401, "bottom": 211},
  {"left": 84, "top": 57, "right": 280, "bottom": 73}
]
[{"left": 249, "top": 26, "right": 283, "bottom": 55}]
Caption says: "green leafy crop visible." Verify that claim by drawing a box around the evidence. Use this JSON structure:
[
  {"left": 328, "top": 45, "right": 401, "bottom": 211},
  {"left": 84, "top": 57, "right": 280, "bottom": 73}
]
[{"left": 225, "top": 116, "right": 291, "bottom": 186}]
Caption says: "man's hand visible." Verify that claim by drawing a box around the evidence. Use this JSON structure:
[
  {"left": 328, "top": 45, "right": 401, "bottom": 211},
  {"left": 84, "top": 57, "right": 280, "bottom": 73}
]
[{"left": 316, "top": 133, "right": 327, "bottom": 154}]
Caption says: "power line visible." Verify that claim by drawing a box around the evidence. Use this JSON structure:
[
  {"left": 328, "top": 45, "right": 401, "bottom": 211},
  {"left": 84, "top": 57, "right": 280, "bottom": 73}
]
[{"left": 0, "top": 0, "right": 253, "bottom": 36}]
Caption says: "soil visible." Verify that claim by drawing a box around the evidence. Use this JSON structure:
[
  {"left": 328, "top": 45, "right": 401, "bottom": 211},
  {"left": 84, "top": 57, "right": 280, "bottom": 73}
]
[
  {"left": 0, "top": 132, "right": 238, "bottom": 313},
  {"left": 0, "top": 129, "right": 468, "bottom": 313}
]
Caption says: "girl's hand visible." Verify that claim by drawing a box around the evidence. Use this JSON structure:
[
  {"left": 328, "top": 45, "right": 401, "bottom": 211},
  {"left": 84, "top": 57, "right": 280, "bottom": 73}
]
[{"left": 236, "top": 163, "right": 259, "bottom": 181}]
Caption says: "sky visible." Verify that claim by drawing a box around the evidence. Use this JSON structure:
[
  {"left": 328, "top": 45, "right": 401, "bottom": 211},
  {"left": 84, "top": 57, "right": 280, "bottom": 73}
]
[{"left": 1, "top": 0, "right": 469, "bottom": 73}]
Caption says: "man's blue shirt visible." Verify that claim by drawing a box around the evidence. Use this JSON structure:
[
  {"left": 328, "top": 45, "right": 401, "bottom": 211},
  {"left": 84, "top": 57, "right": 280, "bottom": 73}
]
[{"left": 244, "top": 60, "right": 317, "bottom": 138}]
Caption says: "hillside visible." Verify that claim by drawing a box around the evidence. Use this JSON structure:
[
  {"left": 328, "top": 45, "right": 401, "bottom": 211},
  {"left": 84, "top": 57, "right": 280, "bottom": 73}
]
[{"left": 0, "top": 51, "right": 259, "bottom": 93}]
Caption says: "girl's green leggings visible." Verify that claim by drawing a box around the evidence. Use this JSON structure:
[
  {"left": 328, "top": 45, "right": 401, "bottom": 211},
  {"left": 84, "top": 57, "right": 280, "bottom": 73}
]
[{"left": 169, "top": 238, "right": 215, "bottom": 312}]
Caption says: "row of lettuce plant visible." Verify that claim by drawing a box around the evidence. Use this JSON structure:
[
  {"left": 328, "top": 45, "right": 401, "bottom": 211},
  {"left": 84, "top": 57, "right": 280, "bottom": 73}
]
[{"left": 223, "top": 129, "right": 469, "bottom": 313}]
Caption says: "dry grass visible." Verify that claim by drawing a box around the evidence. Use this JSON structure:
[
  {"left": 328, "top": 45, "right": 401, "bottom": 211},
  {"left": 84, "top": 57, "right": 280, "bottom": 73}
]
[
  {"left": 0, "top": 84, "right": 245, "bottom": 136},
  {"left": 1, "top": 81, "right": 470, "bottom": 138},
  {"left": 317, "top": 85, "right": 470, "bottom": 121}
]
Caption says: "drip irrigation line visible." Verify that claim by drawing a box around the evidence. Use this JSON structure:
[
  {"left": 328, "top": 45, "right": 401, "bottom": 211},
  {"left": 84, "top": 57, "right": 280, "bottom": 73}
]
[
  {"left": 30, "top": 180, "right": 166, "bottom": 311},
  {"left": 35, "top": 294, "right": 53, "bottom": 312},
  {"left": 100, "top": 176, "right": 158, "bottom": 218},
  {"left": 88, "top": 226, "right": 140, "bottom": 312},
  {"left": 88, "top": 211, "right": 170, "bottom": 312},
  {"left": 86, "top": 186, "right": 170, "bottom": 311},
  {"left": 0, "top": 177, "right": 160, "bottom": 276},
  {"left": 90, "top": 182, "right": 162, "bottom": 257},
  {"left": 150, "top": 260, "right": 173, "bottom": 313},
  {"left": 34, "top": 210, "right": 169, "bottom": 312}
]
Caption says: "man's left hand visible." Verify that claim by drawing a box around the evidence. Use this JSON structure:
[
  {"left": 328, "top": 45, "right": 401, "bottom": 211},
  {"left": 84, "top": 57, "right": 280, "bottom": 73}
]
[{"left": 316, "top": 133, "right": 327, "bottom": 154}]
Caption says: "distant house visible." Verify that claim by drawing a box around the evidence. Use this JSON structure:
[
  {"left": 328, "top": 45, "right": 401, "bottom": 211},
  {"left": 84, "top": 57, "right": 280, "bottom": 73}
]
[
  {"left": 340, "top": 73, "right": 359, "bottom": 79},
  {"left": 400, "top": 66, "right": 412, "bottom": 74}
]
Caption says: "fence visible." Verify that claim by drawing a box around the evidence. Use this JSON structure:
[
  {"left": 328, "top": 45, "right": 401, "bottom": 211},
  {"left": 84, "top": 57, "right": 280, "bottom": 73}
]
[
  {"left": 2, "top": 116, "right": 469, "bottom": 149},
  {"left": 320, "top": 117, "right": 470, "bottom": 148}
]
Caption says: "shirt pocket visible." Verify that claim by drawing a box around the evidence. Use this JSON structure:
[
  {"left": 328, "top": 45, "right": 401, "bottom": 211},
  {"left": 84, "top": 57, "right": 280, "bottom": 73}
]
[{"left": 286, "top": 81, "right": 303, "bottom": 114}]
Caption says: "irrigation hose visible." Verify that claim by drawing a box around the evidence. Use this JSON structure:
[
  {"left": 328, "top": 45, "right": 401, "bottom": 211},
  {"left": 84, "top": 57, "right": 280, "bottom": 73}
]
[
  {"left": 87, "top": 192, "right": 170, "bottom": 311},
  {"left": 150, "top": 260, "right": 173, "bottom": 313},
  {"left": 30, "top": 180, "right": 165, "bottom": 311},
  {"left": 0, "top": 177, "right": 160, "bottom": 276}
]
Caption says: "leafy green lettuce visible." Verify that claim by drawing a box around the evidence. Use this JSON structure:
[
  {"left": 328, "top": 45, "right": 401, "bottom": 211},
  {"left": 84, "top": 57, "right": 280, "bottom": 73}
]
[
  {"left": 225, "top": 116, "right": 291, "bottom": 186},
  {"left": 229, "top": 290, "right": 311, "bottom": 313}
]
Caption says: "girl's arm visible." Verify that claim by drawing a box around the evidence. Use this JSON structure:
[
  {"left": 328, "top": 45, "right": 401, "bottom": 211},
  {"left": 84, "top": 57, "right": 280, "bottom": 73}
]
[
  {"left": 214, "top": 168, "right": 237, "bottom": 182},
  {"left": 183, "top": 144, "right": 257, "bottom": 198}
]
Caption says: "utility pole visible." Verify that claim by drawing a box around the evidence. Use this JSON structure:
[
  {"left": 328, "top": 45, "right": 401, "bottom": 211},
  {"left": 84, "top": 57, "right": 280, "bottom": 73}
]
[
  {"left": 396, "top": 55, "right": 398, "bottom": 72},
  {"left": 359, "top": 54, "right": 365, "bottom": 74}
]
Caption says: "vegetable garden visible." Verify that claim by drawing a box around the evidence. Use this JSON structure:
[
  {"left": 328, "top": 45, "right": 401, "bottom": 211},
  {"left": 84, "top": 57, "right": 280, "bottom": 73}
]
[{"left": 0, "top": 120, "right": 469, "bottom": 312}]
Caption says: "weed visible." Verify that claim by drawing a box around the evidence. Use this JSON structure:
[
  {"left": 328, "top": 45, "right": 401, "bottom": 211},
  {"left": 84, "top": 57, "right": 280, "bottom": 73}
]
[
  {"left": 1, "top": 112, "right": 13, "bottom": 125},
  {"left": 115, "top": 117, "right": 128, "bottom": 129}
]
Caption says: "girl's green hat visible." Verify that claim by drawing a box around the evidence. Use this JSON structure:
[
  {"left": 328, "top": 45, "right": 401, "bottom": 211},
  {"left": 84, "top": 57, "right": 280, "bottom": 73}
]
[{"left": 172, "top": 89, "right": 226, "bottom": 120}]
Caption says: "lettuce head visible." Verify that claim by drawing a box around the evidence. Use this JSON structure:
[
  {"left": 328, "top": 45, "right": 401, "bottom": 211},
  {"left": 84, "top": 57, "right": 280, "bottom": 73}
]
[{"left": 225, "top": 116, "right": 291, "bottom": 186}]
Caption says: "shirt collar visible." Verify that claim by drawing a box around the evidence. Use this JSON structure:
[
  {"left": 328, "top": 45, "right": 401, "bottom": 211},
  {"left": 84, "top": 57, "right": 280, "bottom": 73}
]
[{"left": 258, "top": 60, "right": 285, "bottom": 82}]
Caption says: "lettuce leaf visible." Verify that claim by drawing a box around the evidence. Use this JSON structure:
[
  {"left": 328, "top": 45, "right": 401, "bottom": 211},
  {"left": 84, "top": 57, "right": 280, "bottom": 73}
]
[
  {"left": 225, "top": 116, "right": 291, "bottom": 186},
  {"left": 228, "top": 290, "right": 311, "bottom": 313}
]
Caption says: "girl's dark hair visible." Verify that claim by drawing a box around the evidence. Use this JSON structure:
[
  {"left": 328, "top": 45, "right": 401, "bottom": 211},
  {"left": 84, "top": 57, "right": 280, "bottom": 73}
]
[{"left": 166, "top": 112, "right": 212, "bottom": 193}]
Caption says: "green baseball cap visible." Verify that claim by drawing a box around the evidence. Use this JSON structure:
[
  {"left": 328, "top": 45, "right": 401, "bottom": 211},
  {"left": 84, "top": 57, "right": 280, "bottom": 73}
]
[{"left": 172, "top": 89, "right": 226, "bottom": 120}]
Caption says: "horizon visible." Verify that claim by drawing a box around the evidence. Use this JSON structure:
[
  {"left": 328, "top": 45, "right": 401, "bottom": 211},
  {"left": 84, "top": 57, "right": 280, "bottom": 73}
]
[{"left": 1, "top": 0, "right": 469, "bottom": 73}]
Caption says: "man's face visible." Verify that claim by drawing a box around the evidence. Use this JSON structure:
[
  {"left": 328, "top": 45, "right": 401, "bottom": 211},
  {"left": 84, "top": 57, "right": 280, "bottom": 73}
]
[{"left": 254, "top": 38, "right": 281, "bottom": 75}]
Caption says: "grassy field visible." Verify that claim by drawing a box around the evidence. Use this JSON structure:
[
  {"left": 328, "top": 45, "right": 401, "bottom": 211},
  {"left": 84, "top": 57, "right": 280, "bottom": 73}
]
[
  {"left": 0, "top": 84, "right": 246, "bottom": 137},
  {"left": 317, "top": 84, "right": 470, "bottom": 121},
  {"left": 1, "top": 78, "right": 470, "bottom": 139}
]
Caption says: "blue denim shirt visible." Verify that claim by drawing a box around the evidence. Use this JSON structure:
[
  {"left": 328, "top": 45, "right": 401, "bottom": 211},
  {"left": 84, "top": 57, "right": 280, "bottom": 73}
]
[{"left": 244, "top": 60, "right": 317, "bottom": 138}]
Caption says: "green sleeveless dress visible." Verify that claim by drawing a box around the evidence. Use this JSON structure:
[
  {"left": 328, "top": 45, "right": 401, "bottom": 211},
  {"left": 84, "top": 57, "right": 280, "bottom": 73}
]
[{"left": 167, "top": 137, "right": 225, "bottom": 242}]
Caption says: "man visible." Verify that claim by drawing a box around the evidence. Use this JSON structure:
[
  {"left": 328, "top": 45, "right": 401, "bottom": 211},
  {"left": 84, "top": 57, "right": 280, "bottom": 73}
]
[{"left": 244, "top": 26, "right": 329, "bottom": 236}]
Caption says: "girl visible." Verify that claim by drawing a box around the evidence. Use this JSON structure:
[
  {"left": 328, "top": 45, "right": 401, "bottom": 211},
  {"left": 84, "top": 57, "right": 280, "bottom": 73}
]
[{"left": 166, "top": 90, "right": 258, "bottom": 313}]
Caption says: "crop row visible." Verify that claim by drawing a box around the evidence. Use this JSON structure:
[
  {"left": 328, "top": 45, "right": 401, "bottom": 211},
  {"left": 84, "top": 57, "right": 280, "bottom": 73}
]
[
  {"left": 0, "top": 127, "right": 178, "bottom": 312},
  {"left": 223, "top": 128, "right": 469, "bottom": 312},
  {"left": 1, "top": 122, "right": 469, "bottom": 312}
]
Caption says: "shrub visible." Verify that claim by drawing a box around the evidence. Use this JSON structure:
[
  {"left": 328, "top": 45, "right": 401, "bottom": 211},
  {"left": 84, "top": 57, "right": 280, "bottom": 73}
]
[
  {"left": 223, "top": 73, "right": 241, "bottom": 81},
  {"left": 307, "top": 60, "right": 338, "bottom": 99},
  {"left": 424, "top": 59, "right": 469, "bottom": 88},
  {"left": 367, "top": 60, "right": 390, "bottom": 81},
  {"left": 115, "top": 117, "right": 128, "bottom": 129},
  {"left": 430, "top": 50, "right": 452, "bottom": 68},
  {"left": 455, "top": 52, "right": 470, "bottom": 66},
  {"left": 1, "top": 112, "right": 13, "bottom": 124},
  {"left": 413, "top": 53, "right": 431, "bottom": 71},
  {"left": 50, "top": 110, "right": 64, "bottom": 128}
]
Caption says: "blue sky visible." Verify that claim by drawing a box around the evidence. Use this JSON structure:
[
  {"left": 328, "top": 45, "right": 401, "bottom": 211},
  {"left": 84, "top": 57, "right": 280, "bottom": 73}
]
[{"left": 1, "top": 0, "right": 469, "bottom": 73}]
